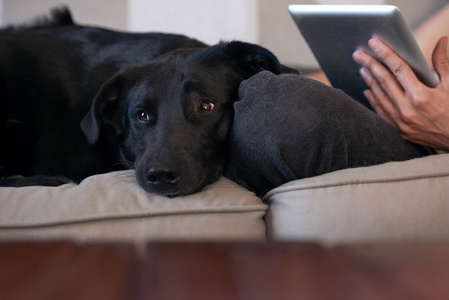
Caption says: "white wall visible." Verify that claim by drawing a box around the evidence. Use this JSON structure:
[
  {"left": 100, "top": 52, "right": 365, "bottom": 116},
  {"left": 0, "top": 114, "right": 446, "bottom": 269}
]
[
  {"left": 0, "top": 0, "right": 259, "bottom": 45},
  {"left": 128, "top": 0, "right": 259, "bottom": 45}
]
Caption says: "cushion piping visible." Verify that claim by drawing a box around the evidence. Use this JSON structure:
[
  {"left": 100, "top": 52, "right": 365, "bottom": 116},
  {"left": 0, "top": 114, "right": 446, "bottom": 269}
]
[
  {"left": 0, "top": 205, "right": 267, "bottom": 229},
  {"left": 263, "top": 172, "right": 449, "bottom": 200}
]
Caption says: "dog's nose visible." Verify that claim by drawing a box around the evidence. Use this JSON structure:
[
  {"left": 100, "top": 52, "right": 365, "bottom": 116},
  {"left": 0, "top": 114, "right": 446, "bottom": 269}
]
[{"left": 146, "top": 167, "right": 180, "bottom": 185}]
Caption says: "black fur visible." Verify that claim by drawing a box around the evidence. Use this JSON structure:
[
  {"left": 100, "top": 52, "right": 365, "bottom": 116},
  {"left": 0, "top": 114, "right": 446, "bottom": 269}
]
[
  {"left": 0, "top": 8, "right": 298, "bottom": 196},
  {"left": 4, "top": 7, "right": 74, "bottom": 30}
]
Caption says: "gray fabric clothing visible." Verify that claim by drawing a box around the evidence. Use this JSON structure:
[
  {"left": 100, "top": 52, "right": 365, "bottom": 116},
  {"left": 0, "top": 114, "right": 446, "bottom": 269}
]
[{"left": 224, "top": 71, "right": 433, "bottom": 196}]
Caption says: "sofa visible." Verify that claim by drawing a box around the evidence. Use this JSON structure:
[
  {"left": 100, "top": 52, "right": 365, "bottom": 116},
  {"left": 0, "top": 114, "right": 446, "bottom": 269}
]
[{"left": 1, "top": 152, "right": 448, "bottom": 245}]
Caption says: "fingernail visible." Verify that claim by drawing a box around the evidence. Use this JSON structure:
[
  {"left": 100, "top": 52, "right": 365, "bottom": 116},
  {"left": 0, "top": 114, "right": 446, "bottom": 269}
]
[
  {"left": 359, "top": 67, "right": 369, "bottom": 79},
  {"left": 352, "top": 50, "right": 364, "bottom": 63},
  {"left": 363, "top": 89, "right": 371, "bottom": 98},
  {"left": 368, "top": 39, "right": 381, "bottom": 53},
  {"left": 363, "top": 89, "right": 375, "bottom": 104}
]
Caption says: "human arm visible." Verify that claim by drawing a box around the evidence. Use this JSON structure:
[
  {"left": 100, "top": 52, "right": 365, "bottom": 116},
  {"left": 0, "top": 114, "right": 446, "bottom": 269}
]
[{"left": 306, "top": 70, "right": 331, "bottom": 85}]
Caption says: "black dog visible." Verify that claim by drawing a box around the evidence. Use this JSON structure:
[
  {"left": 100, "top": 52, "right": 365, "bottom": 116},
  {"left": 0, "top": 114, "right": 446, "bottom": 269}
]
[{"left": 0, "top": 8, "right": 297, "bottom": 196}]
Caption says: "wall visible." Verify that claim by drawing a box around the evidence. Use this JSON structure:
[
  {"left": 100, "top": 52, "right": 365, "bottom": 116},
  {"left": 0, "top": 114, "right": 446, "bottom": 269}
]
[
  {"left": 1, "top": 0, "right": 447, "bottom": 69},
  {"left": 0, "top": 0, "right": 258, "bottom": 44},
  {"left": 1, "top": 0, "right": 127, "bottom": 30},
  {"left": 128, "top": 0, "right": 258, "bottom": 45}
]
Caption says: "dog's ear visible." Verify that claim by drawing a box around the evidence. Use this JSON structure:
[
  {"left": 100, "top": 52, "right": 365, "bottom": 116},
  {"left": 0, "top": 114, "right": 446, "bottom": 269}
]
[
  {"left": 80, "top": 74, "right": 125, "bottom": 144},
  {"left": 200, "top": 41, "right": 299, "bottom": 78}
]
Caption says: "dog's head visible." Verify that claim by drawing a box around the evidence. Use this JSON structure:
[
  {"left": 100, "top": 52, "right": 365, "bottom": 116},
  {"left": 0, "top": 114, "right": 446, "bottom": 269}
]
[{"left": 81, "top": 41, "right": 297, "bottom": 196}]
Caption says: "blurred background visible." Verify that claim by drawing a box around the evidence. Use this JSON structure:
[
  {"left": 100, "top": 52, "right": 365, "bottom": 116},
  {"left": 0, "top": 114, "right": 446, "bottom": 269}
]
[{"left": 0, "top": 0, "right": 447, "bottom": 70}]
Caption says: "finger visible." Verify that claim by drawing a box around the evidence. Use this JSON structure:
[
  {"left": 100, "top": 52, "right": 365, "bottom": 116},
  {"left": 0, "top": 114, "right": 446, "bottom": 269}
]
[
  {"left": 363, "top": 89, "right": 398, "bottom": 130},
  {"left": 359, "top": 67, "right": 400, "bottom": 128},
  {"left": 359, "top": 67, "right": 391, "bottom": 105},
  {"left": 432, "top": 36, "right": 449, "bottom": 84},
  {"left": 368, "top": 38, "right": 423, "bottom": 94},
  {"left": 354, "top": 50, "right": 405, "bottom": 110}
]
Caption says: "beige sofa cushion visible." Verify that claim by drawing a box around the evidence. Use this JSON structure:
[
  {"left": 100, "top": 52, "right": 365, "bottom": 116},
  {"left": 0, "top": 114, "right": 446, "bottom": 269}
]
[
  {"left": 265, "top": 154, "right": 449, "bottom": 245},
  {"left": 0, "top": 171, "right": 267, "bottom": 243}
]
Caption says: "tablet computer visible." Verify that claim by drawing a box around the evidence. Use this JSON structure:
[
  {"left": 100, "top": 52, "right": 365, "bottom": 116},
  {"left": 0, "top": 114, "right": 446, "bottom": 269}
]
[{"left": 288, "top": 5, "right": 439, "bottom": 108}]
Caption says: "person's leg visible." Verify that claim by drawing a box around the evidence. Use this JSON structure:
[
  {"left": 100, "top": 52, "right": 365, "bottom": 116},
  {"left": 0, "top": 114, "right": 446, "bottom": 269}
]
[{"left": 225, "top": 71, "right": 434, "bottom": 197}]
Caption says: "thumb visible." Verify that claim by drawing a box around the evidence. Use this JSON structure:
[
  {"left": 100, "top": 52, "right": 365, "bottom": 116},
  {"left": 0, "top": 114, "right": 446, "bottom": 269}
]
[{"left": 432, "top": 36, "right": 449, "bottom": 84}]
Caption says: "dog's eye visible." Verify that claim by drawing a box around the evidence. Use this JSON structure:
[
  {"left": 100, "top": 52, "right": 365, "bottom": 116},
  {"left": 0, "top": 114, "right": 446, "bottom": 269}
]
[
  {"left": 198, "top": 100, "right": 215, "bottom": 113},
  {"left": 137, "top": 110, "right": 150, "bottom": 123}
]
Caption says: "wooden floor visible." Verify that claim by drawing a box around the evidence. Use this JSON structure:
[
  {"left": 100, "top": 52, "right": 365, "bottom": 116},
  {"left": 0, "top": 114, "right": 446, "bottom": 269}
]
[{"left": 1, "top": 241, "right": 449, "bottom": 300}]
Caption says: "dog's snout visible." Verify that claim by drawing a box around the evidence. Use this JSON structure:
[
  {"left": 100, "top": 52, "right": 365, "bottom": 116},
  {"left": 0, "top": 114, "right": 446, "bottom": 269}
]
[{"left": 146, "top": 167, "right": 180, "bottom": 185}]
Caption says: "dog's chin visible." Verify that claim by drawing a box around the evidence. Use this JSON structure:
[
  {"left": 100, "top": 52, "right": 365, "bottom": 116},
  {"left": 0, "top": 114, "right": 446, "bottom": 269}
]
[
  {"left": 139, "top": 183, "right": 202, "bottom": 198},
  {"left": 157, "top": 191, "right": 182, "bottom": 199},
  {"left": 136, "top": 170, "right": 222, "bottom": 198}
]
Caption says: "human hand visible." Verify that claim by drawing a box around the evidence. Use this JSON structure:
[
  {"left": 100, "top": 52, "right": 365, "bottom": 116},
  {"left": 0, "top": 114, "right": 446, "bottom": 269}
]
[{"left": 352, "top": 37, "right": 449, "bottom": 151}]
